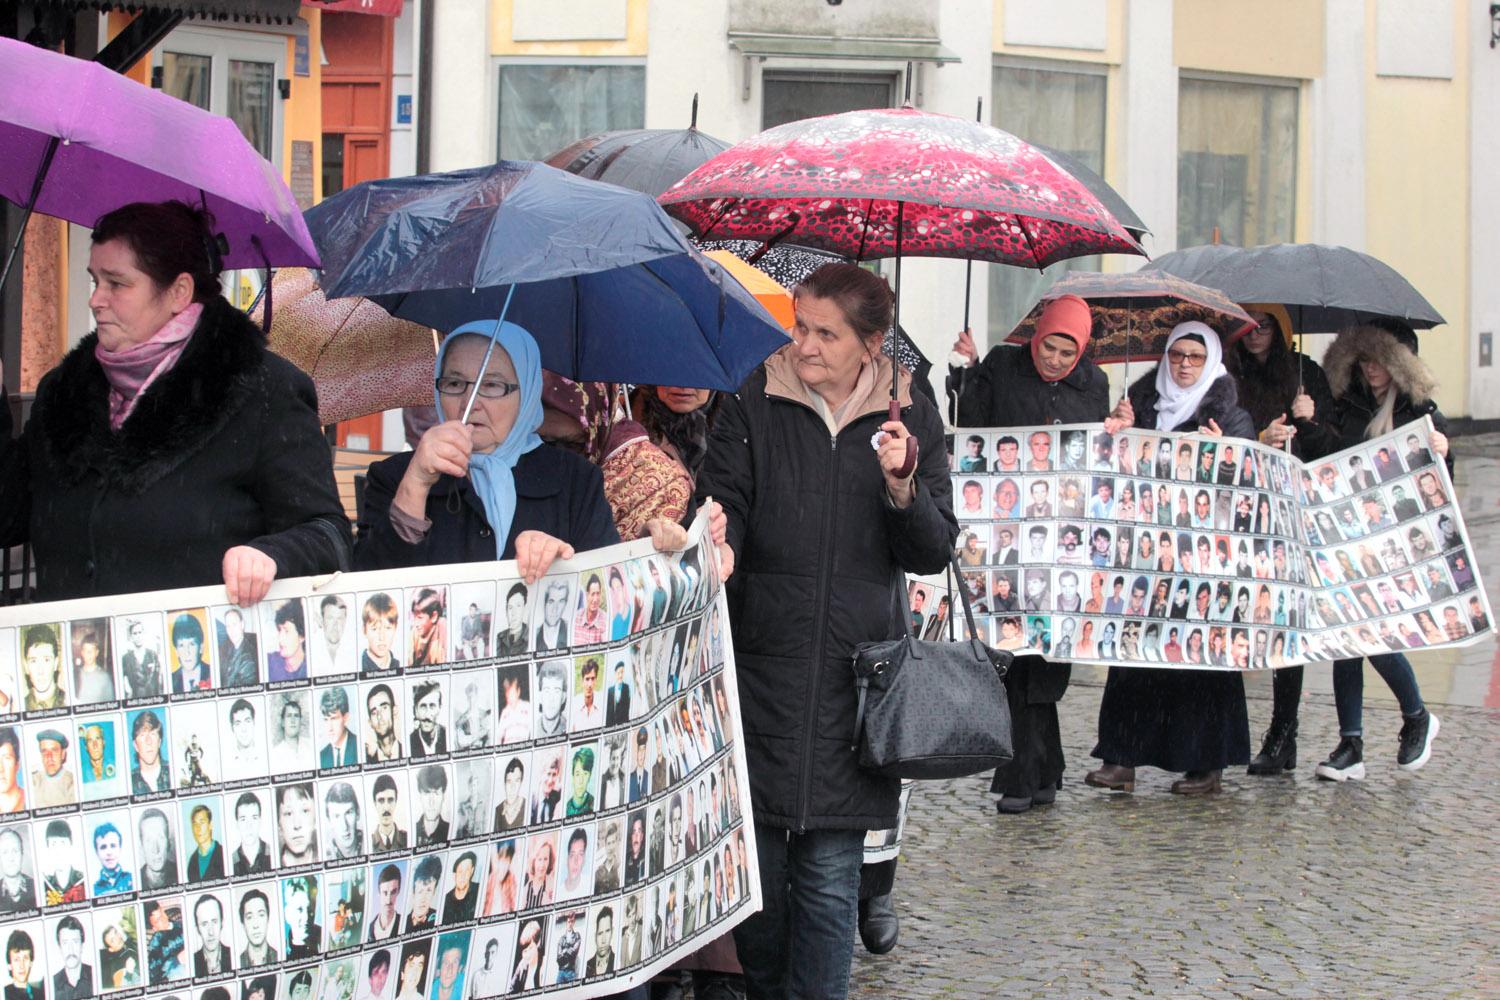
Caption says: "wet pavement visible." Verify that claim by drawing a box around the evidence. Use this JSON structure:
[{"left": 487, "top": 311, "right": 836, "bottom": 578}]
[{"left": 850, "top": 445, "right": 1500, "bottom": 999}]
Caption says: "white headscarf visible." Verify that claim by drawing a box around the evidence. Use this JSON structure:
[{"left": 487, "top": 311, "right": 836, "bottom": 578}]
[{"left": 1153, "top": 321, "right": 1226, "bottom": 432}]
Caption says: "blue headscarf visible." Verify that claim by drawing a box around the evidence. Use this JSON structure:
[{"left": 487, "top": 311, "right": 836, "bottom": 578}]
[{"left": 436, "top": 321, "right": 544, "bottom": 557}]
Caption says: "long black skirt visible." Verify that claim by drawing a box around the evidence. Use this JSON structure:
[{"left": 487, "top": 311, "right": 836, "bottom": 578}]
[
  {"left": 1091, "top": 666, "right": 1249, "bottom": 772},
  {"left": 990, "top": 658, "right": 1069, "bottom": 798}
]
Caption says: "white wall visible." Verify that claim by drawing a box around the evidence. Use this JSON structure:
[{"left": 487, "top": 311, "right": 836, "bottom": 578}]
[
  {"left": 1118, "top": 0, "right": 1176, "bottom": 265},
  {"left": 428, "top": 0, "right": 492, "bottom": 171},
  {"left": 389, "top": 0, "right": 419, "bottom": 179},
  {"left": 1467, "top": 0, "right": 1500, "bottom": 418},
  {"left": 1310, "top": 0, "right": 1366, "bottom": 250}
]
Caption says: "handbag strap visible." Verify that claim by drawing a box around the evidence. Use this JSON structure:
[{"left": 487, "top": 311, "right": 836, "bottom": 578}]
[{"left": 948, "top": 553, "right": 980, "bottom": 642}]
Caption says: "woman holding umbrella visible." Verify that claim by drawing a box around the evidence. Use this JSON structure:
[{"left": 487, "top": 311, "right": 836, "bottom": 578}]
[
  {"left": 1088, "top": 321, "right": 1255, "bottom": 795},
  {"left": 1223, "top": 304, "right": 1339, "bottom": 776},
  {"left": 1305, "top": 319, "right": 1446, "bottom": 781},
  {"left": 951, "top": 294, "right": 1109, "bottom": 814},
  {"left": 354, "top": 322, "right": 721, "bottom": 585},
  {"left": 697, "top": 263, "right": 955, "bottom": 1000},
  {"left": 0, "top": 201, "right": 350, "bottom": 604}
]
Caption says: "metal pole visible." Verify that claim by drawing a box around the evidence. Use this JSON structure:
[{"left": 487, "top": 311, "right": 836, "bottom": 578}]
[
  {"left": 0, "top": 136, "right": 60, "bottom": 301},
  {"left": 460, "top": 284, "right": 519, "bottom": 424}
]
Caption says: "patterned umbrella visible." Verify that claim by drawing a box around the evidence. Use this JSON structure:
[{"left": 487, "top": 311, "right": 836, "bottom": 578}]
[
  {"left": 1007, "top": 270, "right": 1256, "bottom": 364},
  {"left": 250, "top": 268, "right": 437, "bottom": 424},
  {"left": 659, "top": 106, "right": 1145, "bottom": 266}
]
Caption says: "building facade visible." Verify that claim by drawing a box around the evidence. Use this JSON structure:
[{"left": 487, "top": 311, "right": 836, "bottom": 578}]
[{"left": 425, "top": 0, "right": 1496, "bottom": 420}]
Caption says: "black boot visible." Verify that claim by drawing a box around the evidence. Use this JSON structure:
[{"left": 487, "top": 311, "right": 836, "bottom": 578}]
[
  {"left": 1247, "top": 719, "right": 1297, "bottom": 775},
  {"left": 858, "top": 893, "right": 899, "bottom": 955}
]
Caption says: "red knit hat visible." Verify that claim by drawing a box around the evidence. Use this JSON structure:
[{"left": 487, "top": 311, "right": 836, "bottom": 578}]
[{"left": 1030, "top": 293, "right": 1093, "bottom": 380}]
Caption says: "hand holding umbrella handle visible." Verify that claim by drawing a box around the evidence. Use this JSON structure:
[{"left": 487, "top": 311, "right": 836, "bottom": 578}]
[{"left": 888, "top": 399, "right": 918, "bottom": 479}]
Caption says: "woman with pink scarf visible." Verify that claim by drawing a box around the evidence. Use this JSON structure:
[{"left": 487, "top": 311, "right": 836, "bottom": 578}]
[{"left": 0, "top": 201, "right": 349, "bottom": 609}]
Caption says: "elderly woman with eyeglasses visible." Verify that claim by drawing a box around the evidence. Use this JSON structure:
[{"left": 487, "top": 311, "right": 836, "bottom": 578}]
[
  {"left": 356, "top": 321, "right": 722, "bottom": 585},
  {"left": 1087, "top": 321, "right": 1256, "bottom": 797}
]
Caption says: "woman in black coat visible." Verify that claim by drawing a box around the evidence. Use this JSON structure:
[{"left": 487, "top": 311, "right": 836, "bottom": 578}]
[
  {"left": 952, "top": 294, "right": 1109, "bottom": 814},
  {"left": 0, "top": 202, "right": 349, "bottom": 606},
  {"left": 1302, "top": 320, "right": 1447, "bottom": 782},
  {"left": 1086, "top": 322, "right": 1255, "bottom": 795},
  {"left": 697, "top": 264, "right": 955, "bottom": 1000},
  {"left": 1224, "top": 305, "right": 1339, "bottom": 775}
]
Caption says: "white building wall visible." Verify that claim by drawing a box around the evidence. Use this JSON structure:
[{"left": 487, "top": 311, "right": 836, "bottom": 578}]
[
  {"left": 429, "top": 0, "right": 492, "bottom": 171},
  {"left": 1118, "top": 0, "right": 1176, "bottom": 266},
  {"left": 389, "top": 1, "right": 420, "bottom": 180},
  {"left": 1466, "top": 0, "right": 1500, "bottom": 418}
]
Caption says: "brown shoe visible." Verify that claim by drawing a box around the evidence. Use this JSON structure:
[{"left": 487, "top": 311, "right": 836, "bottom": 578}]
[
  {"left": 1084, "top": 763, "right": 1135, "bottom": 792},
  {"left": 1170, "top": 770, "right": 1223, "bottom": 795}
]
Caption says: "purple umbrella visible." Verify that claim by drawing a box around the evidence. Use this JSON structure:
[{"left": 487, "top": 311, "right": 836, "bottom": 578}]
[{"left": 0, "top": 36, "right": 319, "bottom": 295}]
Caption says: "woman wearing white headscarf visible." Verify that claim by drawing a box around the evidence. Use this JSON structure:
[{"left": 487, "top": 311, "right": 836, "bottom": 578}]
[{"left": 1084, "top": 322, "right": 1256, "bottom": 796}]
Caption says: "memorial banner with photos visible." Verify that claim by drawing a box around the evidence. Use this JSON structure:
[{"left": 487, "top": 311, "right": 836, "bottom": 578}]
[
  {"left": 0, "top": 518, "right": 756, "bottom": 1000},
  {"left": 946, "top": 418, "right": 1492, "bottom": 669}
]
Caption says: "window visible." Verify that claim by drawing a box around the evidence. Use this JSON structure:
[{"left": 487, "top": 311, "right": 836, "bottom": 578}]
[
  {"left": 761, "top": 71, "right": 896, "bottom": 130},
  {"left": 1177, "top": 76, "right": 1298, "bottom": 249},
  {"left": 496, "top": 63, "right": 645, "bottom": 162},
  {"left": 153, "top": 28, "right": 285, "bottom": 165},
  {"left": 988, "top": 62, "right": 1108, "bottom": 341}
]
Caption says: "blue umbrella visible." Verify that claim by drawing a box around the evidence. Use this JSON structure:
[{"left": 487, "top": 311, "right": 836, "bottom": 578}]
[{"left": 304, "top": 161, "right": 789, "bottom": 392}]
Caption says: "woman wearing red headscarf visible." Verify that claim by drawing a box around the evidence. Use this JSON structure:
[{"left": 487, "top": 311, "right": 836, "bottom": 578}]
[{"left": 951, "top": 294, "right": 1111, "bottom": 814}]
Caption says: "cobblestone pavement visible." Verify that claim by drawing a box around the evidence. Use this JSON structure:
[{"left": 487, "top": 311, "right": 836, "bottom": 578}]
[
  {"left": 851, "top": 448, "right": 1500, "bottom": 999},
  {"left": 850, "top": 680, "right": 1500, "bottom": 999}
]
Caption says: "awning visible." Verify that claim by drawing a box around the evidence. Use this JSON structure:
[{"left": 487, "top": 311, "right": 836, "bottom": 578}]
[
  {"left": 304, "top": 0, "right": 404, "bottom": 15},
  {"left": 30, "top": 0, "right": 304, "bottom": 22},
  {"left": 727, "top": 31, "right": 960, "bottom": 101}
]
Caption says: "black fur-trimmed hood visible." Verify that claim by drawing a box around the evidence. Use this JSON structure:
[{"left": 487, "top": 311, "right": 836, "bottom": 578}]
[
  {"left": 34, "top": 296, "right": 271, "bottom": 495},
  {"left": 1322, "top": 325, "right": 1436, "bottom": 405}
]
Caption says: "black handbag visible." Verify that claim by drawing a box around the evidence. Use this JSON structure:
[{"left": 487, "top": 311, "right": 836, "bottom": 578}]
[{"left": 850, "top": 556, "right": 1013, "bottom": 779}]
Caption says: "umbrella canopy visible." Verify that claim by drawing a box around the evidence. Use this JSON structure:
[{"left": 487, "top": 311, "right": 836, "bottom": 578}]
[
  {"left": 305, "top": 162, "right": 789, "bottom": 390},
  {"left": 1141, "top": 243, "right": 1444, "bottom": 333},
  {"left": 251, "top": 268, "right": 436, "bottom": 425},
  {"left": 1007, "top": 270, "right": 1256, "bottom": 363},
  {"left": 546, "top": 126, "right": 732, "bottom": 199},
  {"left": 1031, "top": 143, "right": 1149, "bottom": 242},
  {"left": 704, "top": 250, "right": 793, "bottom": 330},
  {"left": 659, "top": 106, "right": 1145, "bottom": 266},
  {"left": 0, "top": 36, "right": 317, "bottom": 268}
]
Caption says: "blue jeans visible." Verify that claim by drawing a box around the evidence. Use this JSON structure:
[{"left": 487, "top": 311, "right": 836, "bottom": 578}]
[
  {"left": 1332, "top": 654, "right": 1426, "bottom": 736},
  {"left": 733, "top": 823, "right": 865, "bottom": 1000}
]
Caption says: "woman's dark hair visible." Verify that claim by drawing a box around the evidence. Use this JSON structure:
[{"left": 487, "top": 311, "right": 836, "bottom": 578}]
[
  {"left": 91, "top": 200, "right": 222, "bottom": 305},
  {"left": 794, "top": 263, "right": 894, "bottom": 340},
  {"left": 1226, "top": 313, "right": 1298, "bottom": 430}
]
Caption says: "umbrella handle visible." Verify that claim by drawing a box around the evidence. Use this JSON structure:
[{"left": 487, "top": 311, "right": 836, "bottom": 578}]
[{"left": 889, "top": 399, "right": 918, "bottom": 478}]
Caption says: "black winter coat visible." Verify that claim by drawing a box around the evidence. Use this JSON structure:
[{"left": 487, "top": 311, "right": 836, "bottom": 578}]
[
  {"left": 354, "top": 444, "right": 620, "bottom": 569},
  {"left": 1126, "top": 370, "right": 1255, "bottom": 439},
  {"left": 1228, "top": 349, "right": 1341, "bottom": 460},
  {"left": 697, "top": 358, "right": 957, "bottom": 832},
  {"left": 957, "top": 344, "right": 1111, "bottom": 427},
  {"left": 1323, "top": 380, "right": 1451, "bottom": 471},
  {"left": 0, "top": 296, "right": 350, "bottom": 601}
]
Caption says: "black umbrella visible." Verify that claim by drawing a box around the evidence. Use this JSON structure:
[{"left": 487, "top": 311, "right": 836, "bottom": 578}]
[
  {"left": 1141, "top": 243, "right": 1445, "bottom": 333},
  {"left": 1033, "top": 143, "right": 1149, "bottom": 242},
  {"left": 544, "top": 95, "right": 731, "bottom": 199}
]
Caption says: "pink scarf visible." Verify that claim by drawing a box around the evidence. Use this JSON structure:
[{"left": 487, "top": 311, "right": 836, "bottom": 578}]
[{"left": 95, "top": 302, "right": 204, "bottom": 430}]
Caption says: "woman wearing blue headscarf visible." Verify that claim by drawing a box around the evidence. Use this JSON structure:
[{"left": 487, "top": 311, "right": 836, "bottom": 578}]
[{"left": 356, "top": 322, "right": 683, "bottom": 583}]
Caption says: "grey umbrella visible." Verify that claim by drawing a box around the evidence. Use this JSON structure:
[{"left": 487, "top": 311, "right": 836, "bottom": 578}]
[
  {"left": 1141, "top": 243, "right": 1444, "bottom": 333},
  {"left": 1033, "top": 143, "right": 1149, "bottom": 241}
]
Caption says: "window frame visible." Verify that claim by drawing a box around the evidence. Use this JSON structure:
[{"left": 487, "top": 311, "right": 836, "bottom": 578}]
[
  {"left": 490, "top": 56, "right": 648, "bottom": 163},
  {"left": 152, "top": 25, "right": 287, "bottom": 169},
  {"left": 759, "top": 68, "right": 899, "bottom": 131},
  {"left": 1175, "top": 69, "right": 1302, "bottom": 250},
  {"left": 986, "top": 56, "right": 1111, "bottom": 343}
]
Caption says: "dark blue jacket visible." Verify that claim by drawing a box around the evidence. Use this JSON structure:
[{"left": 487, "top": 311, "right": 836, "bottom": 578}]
[{"left": 354, "top": 444, "right": 620, "bottom": 569}]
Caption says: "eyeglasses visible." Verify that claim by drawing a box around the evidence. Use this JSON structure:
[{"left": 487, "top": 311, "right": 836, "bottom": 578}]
[
  {"left": 1166, "top": 349, "right": 1208, "bottom": 367},
  {"left": 435, "top": 376, "right": 520, "bottom": 399}
]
